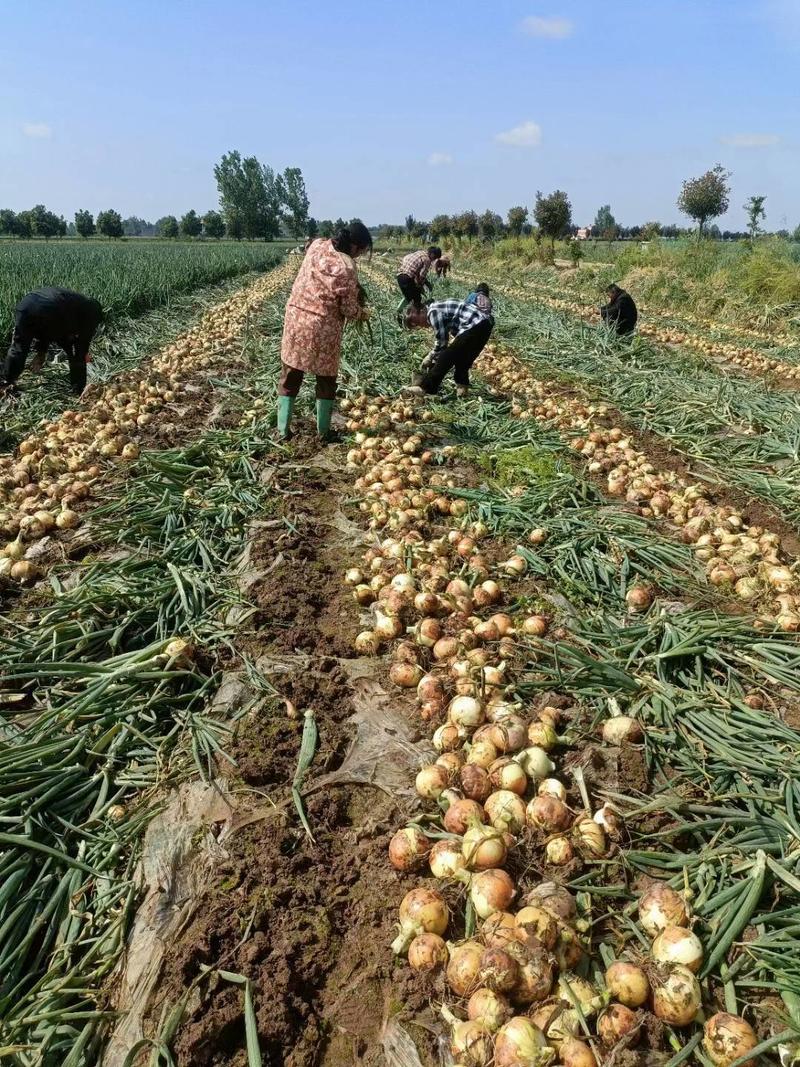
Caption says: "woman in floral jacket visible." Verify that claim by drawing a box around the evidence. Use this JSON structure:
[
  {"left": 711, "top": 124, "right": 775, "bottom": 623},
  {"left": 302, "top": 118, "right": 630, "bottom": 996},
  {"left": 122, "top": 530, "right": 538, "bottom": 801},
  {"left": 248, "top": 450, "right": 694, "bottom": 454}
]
[{"left": 278, "top": 222, "right": 372, "bottom": 440}]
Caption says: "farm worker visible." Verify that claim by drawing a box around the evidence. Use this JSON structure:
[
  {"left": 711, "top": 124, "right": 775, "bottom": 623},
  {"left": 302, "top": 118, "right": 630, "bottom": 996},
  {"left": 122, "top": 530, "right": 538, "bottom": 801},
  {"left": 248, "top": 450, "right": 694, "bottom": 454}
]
[
  {"left": 600, "top": 283, "right": 638, "bottom": 336},
  {"left": 401, "top": 288, "right": 494, "bottom": 399},
  {"left": 395, "top": 245, "right": 442, "bottom": 320},
  {"left": 435, "top": 255, "right": 451, "bottom": 278},
  {"left": 1, "top": 287, "right": 103, "bottom": 396},
  {"left": 277, "top": 222, "right": 372, "bottom": 441},
  {"left": 464, "top": 283, "right": 492, "bottom": 316}
]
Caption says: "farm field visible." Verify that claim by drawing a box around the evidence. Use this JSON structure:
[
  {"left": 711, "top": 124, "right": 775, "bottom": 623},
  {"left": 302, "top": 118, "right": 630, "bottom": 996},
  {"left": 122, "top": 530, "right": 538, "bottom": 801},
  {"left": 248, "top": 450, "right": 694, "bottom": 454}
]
[{"left": 2, "top": 252, "right": 800, "bottom": 1067}]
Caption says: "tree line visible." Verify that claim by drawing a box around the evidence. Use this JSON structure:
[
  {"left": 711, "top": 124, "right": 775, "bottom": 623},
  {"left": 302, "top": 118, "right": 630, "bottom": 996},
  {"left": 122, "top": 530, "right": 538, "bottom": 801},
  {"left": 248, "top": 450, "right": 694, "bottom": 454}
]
[{"left": 0, "top": 150, "right": 313, "bottom": 242}]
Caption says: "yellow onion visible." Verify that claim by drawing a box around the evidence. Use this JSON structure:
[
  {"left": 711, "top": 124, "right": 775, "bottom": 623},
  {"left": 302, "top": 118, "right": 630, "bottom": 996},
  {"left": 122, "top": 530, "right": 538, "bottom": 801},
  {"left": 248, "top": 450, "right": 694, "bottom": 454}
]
[
  {"left": 391, "top": 887, "right": 449, "bottom": 954},
  {"left": 503, "top": 555, "right": 528, "bottom": 576},
  {"left": 652, "top": 925, "right": 703, "bottom": 973},
  {"left": 345, "top": 567, "right": 363, "bottom": 584},
  {"left": 601, "top": 715, "right": 643, "bottom": 744},
  {"left": 703, "top": 1013, "right": 759, "bottom": 1067},
  {"left": 479, "top": 946, "right": 520, "bottom": 994},
  {"left": 545, "top": 836, "right": 574, "bottom": 865},
  {"left": 494, "top": 1017, "right": 550, "bottom": 1067},
  {"left": 55, "top": 508, "right": 80, "bottom": 530},
  {"left": 560, "top": 1038, "right": 597, "bottom": 1067},
  {"left": 415, "top": 763, "right": 449, "bottom": 800},
  {"left": 486, "top": 716, "right": 528, "bottom": 754},
  {"left": 625, "top": 584, "right": 653, "bottom": 612},
  {"left": 527, "top": 795, "right": 572, "bottom": 833},
  {"left": 537, "top": 778, "right": 567, "bottom": 801},
  {"left": 515, "top": 746, "right": 556, "bottom": 780},
  {"left": 638, "top": 883, "right": 688, "bottom": 938},
  {"left": 10, "top": 560, "right": 39, "bottom": 583},
  {"left": 434, "top": 722, "right": 464, "bottom": 752},
  {"left": 605, "top": 961, "right": 649, "bottom": 1007},
  {"left": 354, "top": 630, "right": 381, "bottom": 655},
  {"left": 598, "top": 1004, "right": 639, "bottom": 1047},
  {"left": 512, "top": 944, "right": 555, "bottom": 1005},
  {"left": 482, "top": 911, "right": 518, "bottom": 948},
  {"left": 554, "top": 924, "right": 585, "bottom": 972},
  {"left": 526, "top": 883, "right": 577, "bottom": 924},
  {"left": 450, "top": 1020, "right": 493, "bottom": 1066},
  {"left": 527, "top": 720, "right": 558, "bottom": 751},
  {"left": 449, "top": 695, "right": 486, "bottom": 730},
  {"left": 484, "top": 790, "right": 527, "bottom": 834},
  {"left": 461, "top": 764, "right": 492, "bottom": 803},
  {"left": 389, "top": 662, "right": 423, "bottom": 688},
  {"left": 470, "top": 868, "right": 516, "bottom": 919},
  {"left": 572, "top": 815, "right": 607, "bottom": 858},
  {"left": 489, "top": 757, "right": 528, "bottom": 796},
  {"left": 415, "top": 616, "right": 442, "bottom": 647},
  {"left": 651, "top": 964, "right": 701, "bottom": 1026},
  {"left": 463, "top": 824, "right": 508, "bottom": 870},
  {"left": 388, "top": 826, "right": 430, "bottom": 871},
  {"left": 447, "top": 940, "right": 484, "bottom": 996},
  {"left": 407, "top": 932, "right": 447, "bottom": 972},
  {"left": 468, "top": 987, "right": 514, "bottom": 1031},
  {"left": 437, "top": 751, "right": 464, "bottom": 775},
  {"left": 515, "top": 905, "right": 558, "bottom": 951},
  {"left": 468, "top": 739, "right": 499, "bottom": 768},
  {"left": 430, "top": 838, "right": 469, "bottom": 879},
  {"left": 444, "top": 798, "right": 486, "bottom": 834},
  {"left": 521, "top": 615, "right": 548, "bottom": 636}
]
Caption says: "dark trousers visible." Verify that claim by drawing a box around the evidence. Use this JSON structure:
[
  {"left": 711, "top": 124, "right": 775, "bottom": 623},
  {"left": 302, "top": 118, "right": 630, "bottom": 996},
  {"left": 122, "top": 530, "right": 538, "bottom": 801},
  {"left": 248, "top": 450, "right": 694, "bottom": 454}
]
[
  {"left": 279, "top": 362, "right": 337, "bottom": 400},
  {"left": 419, "top": 319, "right": 493, "bottom": 394},
  {"left": 396, "top": 274, "right": 424, "bottom": 307},
  {"left": 3, "top": 331, "right": 87, "bottom": 393}
]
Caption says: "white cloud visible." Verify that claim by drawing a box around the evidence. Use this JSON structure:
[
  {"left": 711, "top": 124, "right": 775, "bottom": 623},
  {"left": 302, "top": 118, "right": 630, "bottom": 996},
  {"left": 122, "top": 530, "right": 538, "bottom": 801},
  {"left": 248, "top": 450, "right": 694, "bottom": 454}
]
[
  {"left": 520, "top": 15, "right": 574, "bottom": 38},
  {"left": 719, "top": 132, "right": 780, "bottom": 147},
  {"left": 428, "top": 152, "right": 453, "bottom": 166},
  {"left": 495, "top": 121, "right": 542, "bottom": 147},
  {"left": 22, "top": 122, "right": 52, "bottom": 139}
]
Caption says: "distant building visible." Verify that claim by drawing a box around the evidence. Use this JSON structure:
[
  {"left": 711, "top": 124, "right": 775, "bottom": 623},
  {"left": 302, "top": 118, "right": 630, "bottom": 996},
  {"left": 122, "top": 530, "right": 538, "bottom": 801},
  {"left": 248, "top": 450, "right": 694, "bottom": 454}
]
[{"left": 576, "top": 227, "right": 591, "bottom": 241}]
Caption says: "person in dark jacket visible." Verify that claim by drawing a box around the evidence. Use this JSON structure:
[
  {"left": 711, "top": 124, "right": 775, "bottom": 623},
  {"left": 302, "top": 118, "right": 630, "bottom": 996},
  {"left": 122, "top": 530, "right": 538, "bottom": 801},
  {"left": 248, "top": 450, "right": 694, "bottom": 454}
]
[
  {"left": 600, "top": 284, "right": 637, "bottom": 336},
  {"left": 2, "top": 288, "right": 103, "bottom": 395}
]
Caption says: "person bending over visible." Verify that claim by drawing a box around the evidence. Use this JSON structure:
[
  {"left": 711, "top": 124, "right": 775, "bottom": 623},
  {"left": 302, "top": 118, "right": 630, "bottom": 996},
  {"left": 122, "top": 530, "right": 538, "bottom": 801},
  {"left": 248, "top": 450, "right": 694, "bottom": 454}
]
[
  {"left": 402, "top": 291, "right": 494, "bottom": 399},
  {"left": 2, "top": 287, "right": 103, "bottom": 396},
  {"left": 434, "top": 255, "right": 450, "bottom": 278},
  {"left": 396, "top": 245, "right": 442, "bottom": 319},
  {"left": 601, "top": 283, "right": 638, "bottom": 336}
]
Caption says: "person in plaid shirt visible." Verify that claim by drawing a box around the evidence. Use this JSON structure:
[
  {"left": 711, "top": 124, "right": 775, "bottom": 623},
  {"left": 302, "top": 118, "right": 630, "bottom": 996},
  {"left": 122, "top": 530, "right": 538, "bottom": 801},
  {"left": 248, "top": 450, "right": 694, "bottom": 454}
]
[
  {"left": 396, "top": 246, "right": 442, "bottom": 319},
  {"left": 401, "top": 287, "right": 494, "bottom": 398}
]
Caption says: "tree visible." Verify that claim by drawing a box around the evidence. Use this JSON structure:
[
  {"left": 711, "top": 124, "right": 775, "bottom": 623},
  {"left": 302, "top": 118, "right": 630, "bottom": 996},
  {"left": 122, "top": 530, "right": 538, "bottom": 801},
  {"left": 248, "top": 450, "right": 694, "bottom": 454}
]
[
  {"left": 744, "top": 195, "right": 767, "bottom": 241},
  {"left": 534, "top": 190, "right": 572, "bottom": 248},
  {"left": 305, "top": 216, "right": 318, "bottom": 239},
  {"left": 479, "top": 210, "right": 504, "bottom": 242},
  {"left": 156, "top": 215, "right": 180, "bottom": 239},
  {"left": 277, "top": 167, "right": 309, "bottom": 237},
  {"left": 452, "top": 210, "right": 479, "bottom": 241},
  {"left": 97, "top": 209, "right": 123, "bottom": 238},
  {"left": 593, "top": 204, "right": 619, "bottom": 241},
  {"left": 318, "top": 219, "right": 334, "bottom": 238},
  {"left": 404, "top": 214, "right": 417, "bottom": 237},
  {"left": 568, "top": 240, "right": 584, "bottom": 267},
  {"left": 123, "top": 216, "right": 154, "bottom": 237},
  {"left": 507, "top": 206, "right": 528, "bottom": 237},
  {"left": 214, "top": 150, "right": 281, "bottom": 241},
  {"left": 429, "top": 214, "right": 452, "bottom": 241},
  {"left": 0, "top": 209, "right": 19, "bottom": 236},
  {"left": 75, "top": 210, "right": 95, "bottom": 238},
  {"left": 641, "top": 221, "right": 662, "bottom": 241},
  {"left": 203, "top": 210, "right": 225, "bottom": 239},
  {"left": 180, "top": 209, "right": 203, "bottom": 238},
  {"left": 677, "top": 164, "right": 731, "bottom": 237}
]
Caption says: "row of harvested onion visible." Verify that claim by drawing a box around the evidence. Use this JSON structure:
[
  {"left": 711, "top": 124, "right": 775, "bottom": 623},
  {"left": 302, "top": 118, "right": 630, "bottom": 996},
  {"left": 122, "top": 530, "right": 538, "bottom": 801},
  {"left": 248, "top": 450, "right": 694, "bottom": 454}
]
[
  {"left": 337, "top": 388, "right": 758, "bottom": 1067},
  {"left": 478, "top": 341, "right": 800, "bottom": 630},
  {"left": 0, "top": 261, "right": 296, "bottom": 585}
]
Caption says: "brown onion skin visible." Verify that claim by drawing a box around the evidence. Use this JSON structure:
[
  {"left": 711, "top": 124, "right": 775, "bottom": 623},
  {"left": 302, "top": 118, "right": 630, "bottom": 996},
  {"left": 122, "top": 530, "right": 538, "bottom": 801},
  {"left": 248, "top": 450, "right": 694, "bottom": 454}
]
[
  {"left": 481, "top": 911, "right": 518, "bottom": 948},
  {"left": 479, "top": 946, "right": 520, "bottom": 993},
  {"left": 407, "top": 932, "right": 447, "bottom": 973},
  {"left": 388, "top": 827, "right": 430, "bottom": 871},
  {"left": 527, "top": 794, "right": 572, "bottom": 833},
  {"left": 598, "top": 1004, "right": 639, "bottom": 1046},
  {"left": 515, "top": 905, "right": 558, "bottom": 951},
  {"left": 446, "top": 941, "right": 484, "bottom": 996},
  {"left": 525, "top": 882, "right": 577, "bottom": 923},
  {"left": 511, "top": 946, "right": 554, "bottom": 1005},
  {"left": 461, "top": 764, "right": 492, "bottom": 803},
  {"left": 467, "top": 987, "right": 514, "bottom": 1030},
  {"left": 561, "top": 1037, "right": 598, "bottom": 1067},
  {"left": 605, "top": 960, "right": 649, "bottom": 1008},
  {"left": 444, "top": 798, "right": 486, "bottom": 835},
  {"left": 703, "top": 1012, "right": 759, "bottom": 1067}
]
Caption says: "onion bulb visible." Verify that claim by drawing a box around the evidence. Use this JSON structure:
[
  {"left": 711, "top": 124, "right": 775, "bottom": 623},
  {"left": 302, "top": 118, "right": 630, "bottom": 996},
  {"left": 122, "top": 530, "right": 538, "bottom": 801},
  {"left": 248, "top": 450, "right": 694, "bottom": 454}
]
[
  {"left": 651, "top": 925, "right": 703, "bottom": 973},
  {"left": 515, "top": 746, "right": 556, "bottom": 780},
  {"left": 526, "top": 882, "right": 577, "bottom": 924},
  {"left": 415, "top": 763, "right": 449, "bottom": 800},
  {"left": 512, "top": 945, "right": 555, "bottom": 1005},
  {"left": 484, "top": 790, "right": 527, "bottom": 834},
  {"left": 560, "top": 1038, "right": 597, "bottom": 1067},
  {"left": 447, "top": 940, "right": 484, "bottom": 996},
  {"left": 572, "top": 815, "right": 607, "bottom": 858},
  {"left": 470, "top": 868, "right": 516, "bottom": 919},
  {"left": 450, "top": 1020, "right": 494, "bottom": 1066},
  {"left": 527, "top": 795, "right": 572, "bottom": 833},
  {"left": 526, "top": 720, "right": 558, "bottom": 751},
  {"left": 444, "top": 798, "right": 486, "bottom": 835},
  {"left": 463, "top": 824, "right": 508, "bottom": 871},
  {"left": 521, "top": 615, "right": 548, "bottom": 637},
  {"left": 482, "top": 911, "right": 518, "bottom": 948},
  {"left": 651, "top": 964, "right": 701, "bottom": 1026},
  {"left": 468, "top": 739, "right": 499, "bottom": 768},
  {"left": 389, "top": 662, "right": 423, "bottom": 688},
  {"left": 434, "top": 722, "right": 463, "bottom": 752},
  {"left": 449, "top": 695, "right": 485, "bottom": 729},
  {"left": 354, "top": 630, "right": 380, "bottom": 655},
  {"left": 391, "top": 887, "right": 449, "bottom": 954},
  {"left": 479, "top": 946, "right": 520, "bottom": 993},
  {"left": 605, "top": 961, "right": 649, "bottom": 1007},
  {"left": 537, "top": 778, "right": 567, "bottom": 801},
  {"left": 638, "top": 883, "right": 688, "bottom": 938},
  {"left": 461, "top": 764, "right": 492, "bottom": 803},
  {"left": 598, "top": 1004, "right": 639, "bottom": 1047},
  {"left": 515, "top": 905, "right": 558, "bottom": 950},
  {"left": 388, "top": 826, "right": 430, "bottom": 871},
  {"left": 503, "top": 555, "right": 528, "bottom": 576},
  {"left": 625, "top": 584, "right": 653, "bottom": 612},
  {"left": 429, "top": 838, "right": 469, "bottom": 879},
  {"left": 468, "top": 987, "right": 513, "bottom": 1031},
  {"left": 407, "top": 932, "right": 447, "bottom": 972},
  {"left": 601, "top": 715, "right": 643, "bottom": 744},
  {"left": 489, "top": 757, "right": 528, "bottom": 796},
  {"left": 494, "top": 1017, "right": 550, "bottom": 1067},
  {"left": 703, "top": 1013, "right": 759, "bottom": 1067}
]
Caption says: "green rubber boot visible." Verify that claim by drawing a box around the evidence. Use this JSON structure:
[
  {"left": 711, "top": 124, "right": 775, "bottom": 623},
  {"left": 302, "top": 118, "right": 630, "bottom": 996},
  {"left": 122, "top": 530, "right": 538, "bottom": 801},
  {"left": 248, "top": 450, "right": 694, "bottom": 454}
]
[
  {"left": 277, "top": 395, "right": 295, "bottom": 440},
  {"left": 316, "top": 398, "right": 334, "bottom": 440}
]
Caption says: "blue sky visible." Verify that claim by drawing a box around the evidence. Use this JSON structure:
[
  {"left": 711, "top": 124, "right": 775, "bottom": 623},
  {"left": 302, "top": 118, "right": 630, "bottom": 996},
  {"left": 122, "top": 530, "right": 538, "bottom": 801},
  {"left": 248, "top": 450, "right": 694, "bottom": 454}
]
[{"left": 1, "top": 0, "right": 797, "bottom": 229}]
